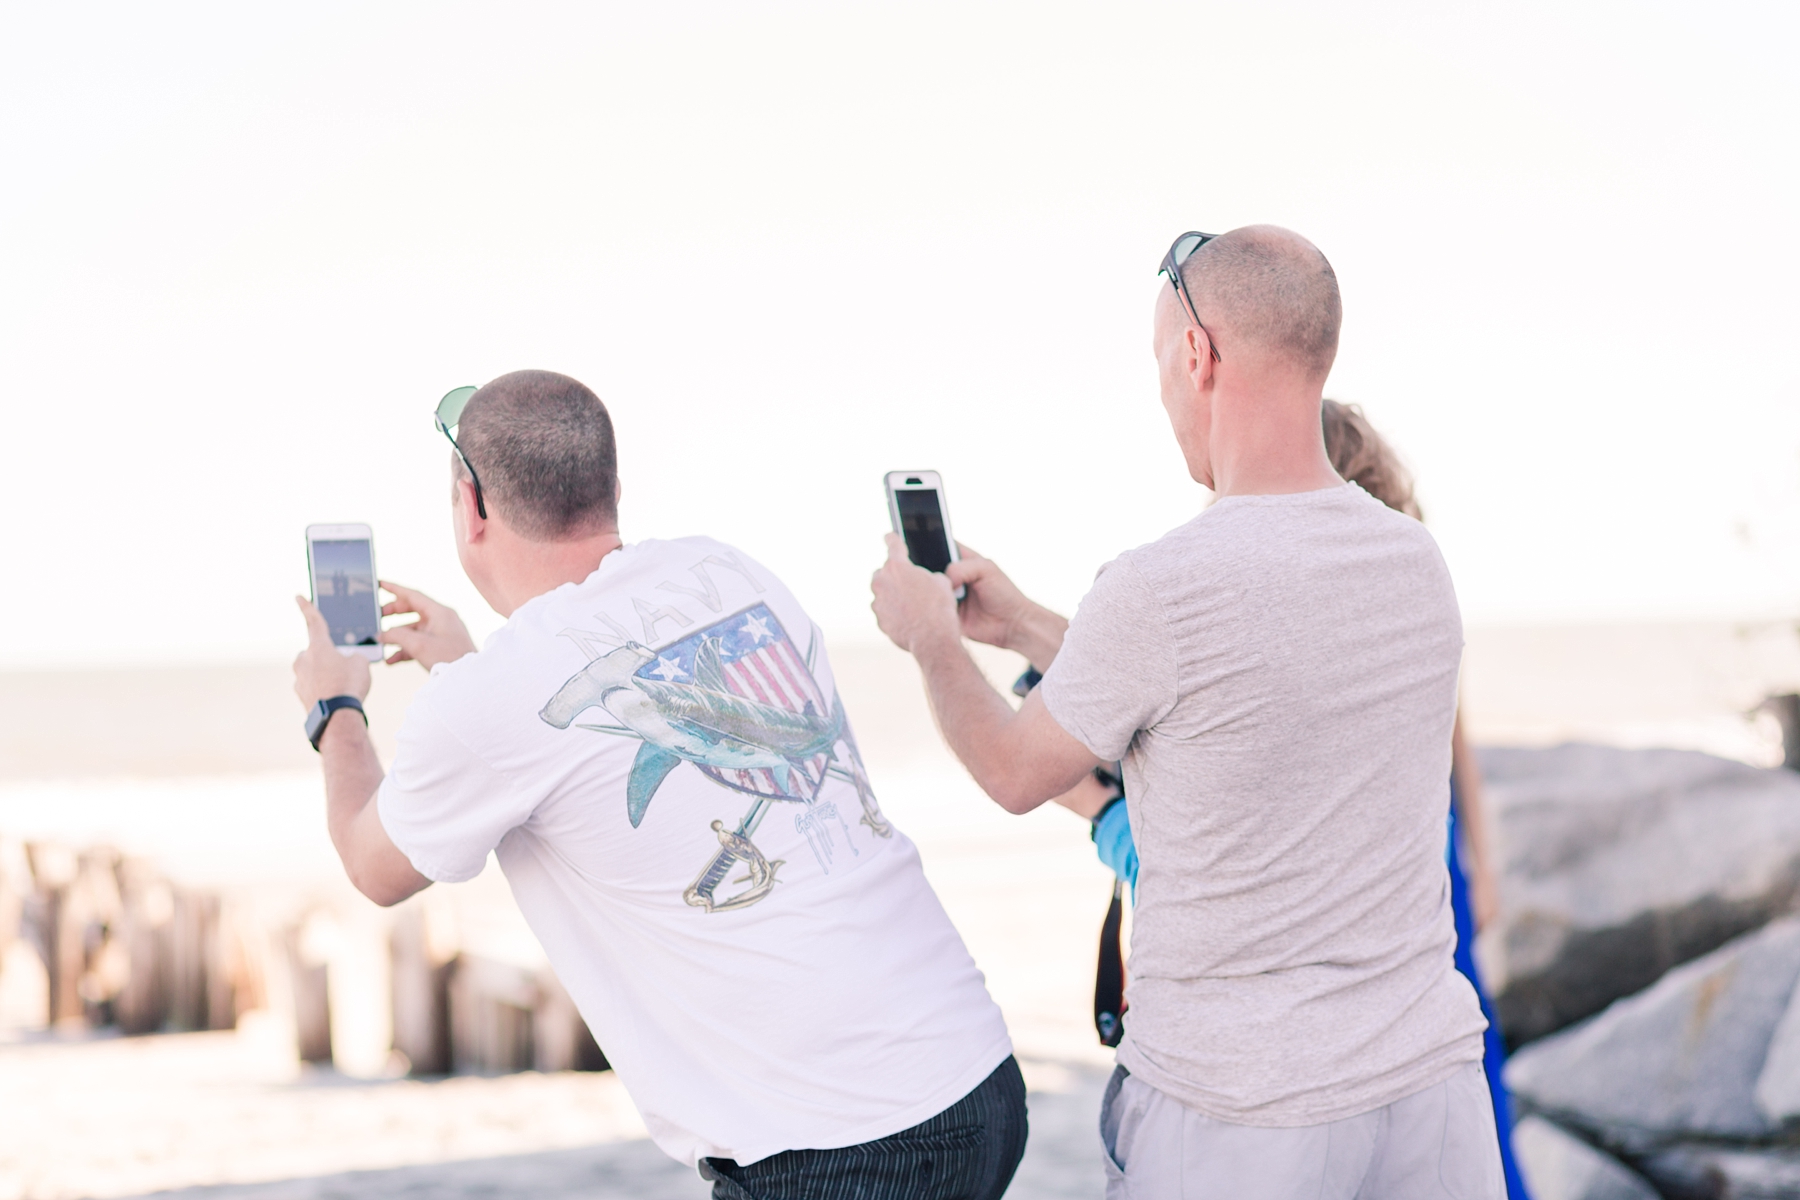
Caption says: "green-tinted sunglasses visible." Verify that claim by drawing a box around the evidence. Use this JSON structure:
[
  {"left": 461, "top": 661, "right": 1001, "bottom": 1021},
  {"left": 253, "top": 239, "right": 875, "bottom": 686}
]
[
  {"left": 1158, "top": 231, "right": 1224, "bottom": 364},
  {"left": 435, "top": 385, "right": 486, "bottom": 519}
]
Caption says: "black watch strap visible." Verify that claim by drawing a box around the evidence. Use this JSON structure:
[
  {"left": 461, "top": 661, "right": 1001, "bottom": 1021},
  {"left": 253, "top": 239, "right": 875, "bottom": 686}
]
[
  {"left": 306, "top": 695, "right": 366, "bottom": 751},
  {"left": 1011, "top": 667, "right": 1044, "bottom": 698}
]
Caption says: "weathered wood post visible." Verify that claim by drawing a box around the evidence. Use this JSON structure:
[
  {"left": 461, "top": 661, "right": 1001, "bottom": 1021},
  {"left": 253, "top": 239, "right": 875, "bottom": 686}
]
[
  {"left": 449, "top": 954, "right": 536, "bottom": 1073},
  {"left": 25, "top": 843, "right": 83, "bottom": 1026},
  {"left": 0, "top": 838, "right": 22, "bottom": 970},
  {"left": 113, "top": 859, "right": 173, "bottom": 1034},
  {"left": 533, "top": 968, "right": 607, "bottom": 1073},
  {"left": 390, "top": 904, "right": 454, "bottom": 1074},
  {"left": 284, "top": 915, "right": 333, "bottom": 1064},
  {"left": 1768, "top": 694, "right": 1800, "bottom": 772},
  {"left": 72, "top": 848, "right": 128, "bottom": 1026},
  {"left": 168, "top": 889, "right": 221, "bottom": 1031}
]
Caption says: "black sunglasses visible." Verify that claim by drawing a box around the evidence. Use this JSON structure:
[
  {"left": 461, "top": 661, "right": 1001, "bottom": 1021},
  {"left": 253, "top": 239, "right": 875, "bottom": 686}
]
[
  {"left": 1158, "top": 231, "right": 1223, "bottom": 364},
  {"left": 435, "top": 385, "right": 487, "bottom": 519}
]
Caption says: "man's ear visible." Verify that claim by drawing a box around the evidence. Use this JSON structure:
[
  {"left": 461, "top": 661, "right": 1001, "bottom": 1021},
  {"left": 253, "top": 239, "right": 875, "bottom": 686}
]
[
  {"left": 456, "top": 477, "right": 487, "bottom": 542},
  {"left": 1186, "top": 324, "right": 1216, "bottom": 391}
]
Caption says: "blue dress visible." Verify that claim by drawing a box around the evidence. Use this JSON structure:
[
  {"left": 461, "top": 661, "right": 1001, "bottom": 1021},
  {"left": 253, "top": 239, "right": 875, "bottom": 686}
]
[{"left": 1091, "top": 795, "right": 1531, "bottom": 1199}]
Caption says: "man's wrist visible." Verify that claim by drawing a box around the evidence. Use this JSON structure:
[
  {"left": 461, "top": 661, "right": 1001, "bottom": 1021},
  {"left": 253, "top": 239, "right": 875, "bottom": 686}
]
[
  {"left": 1008, "top": 604, "right": 1069, "bottom": 672},
  {"left": 910, "top": 624, "right": 967, "bottom": 669},
  {"left": 320, "top": 705, "right": 367, "bottom": 744},
  {"left": 309, "top": 695, "right": 368, "bottom": 751}
]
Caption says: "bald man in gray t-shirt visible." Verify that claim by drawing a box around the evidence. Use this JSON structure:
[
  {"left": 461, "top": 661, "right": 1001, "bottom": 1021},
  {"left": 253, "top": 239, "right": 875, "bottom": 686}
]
[
  {"left": 1042, "top": 482, "right": 1484, "bottom": 1125},
  {"left": 871, "top": 226, "right": 1500, "bottom": 1199}
]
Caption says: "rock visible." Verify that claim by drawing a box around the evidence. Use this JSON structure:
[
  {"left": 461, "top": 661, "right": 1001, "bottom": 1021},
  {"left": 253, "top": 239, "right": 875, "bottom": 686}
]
[
  {"left": 1507, "top": 917, "right": 1800, "bottom": 1149},
  {"left": 1754, "top": 965, "right": 1800, "bottom": 1124},
  {"left": 1637, "top": 1144, "right": 1800, "bottom": 1200},
  {"left": 1479, "top": 744, "right": 1800, "bottom": 1046},
  {"left": 1512, "top": 1116, "right": 1659, "bottom": 1200}
]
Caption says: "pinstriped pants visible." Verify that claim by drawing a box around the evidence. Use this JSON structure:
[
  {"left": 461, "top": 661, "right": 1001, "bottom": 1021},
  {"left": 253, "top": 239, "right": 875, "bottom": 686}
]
[{"left": 698, "top": 1056, "right": 1028, "bottom": 1200}]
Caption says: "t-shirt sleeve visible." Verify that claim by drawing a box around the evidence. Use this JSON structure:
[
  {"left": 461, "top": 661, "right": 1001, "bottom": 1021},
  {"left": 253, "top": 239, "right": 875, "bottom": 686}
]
[
  {"left": 376, "top": 693, "right": 532, "bottom": 884},
  {"left": 1038, "top": 554, "right": 1178, "bottom": 761}
]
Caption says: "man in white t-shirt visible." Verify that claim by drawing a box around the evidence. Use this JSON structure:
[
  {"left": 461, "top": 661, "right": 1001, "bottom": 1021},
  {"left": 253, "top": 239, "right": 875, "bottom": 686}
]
[
  {"left": 291, "top": 369, "right": 1022, "bottom": 1198},
  {"left": 870, "top": 228, "right": 1501, "bottom": 1198}
]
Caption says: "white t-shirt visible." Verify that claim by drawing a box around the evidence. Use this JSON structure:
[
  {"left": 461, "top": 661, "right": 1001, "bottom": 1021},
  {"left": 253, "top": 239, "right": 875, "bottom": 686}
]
[
  {"left": 378, "top": 537, "right": 1012, "bottom": 1166},
  {"left": 1040, "top": 484, "right": 1486, "bottom": 1126}
]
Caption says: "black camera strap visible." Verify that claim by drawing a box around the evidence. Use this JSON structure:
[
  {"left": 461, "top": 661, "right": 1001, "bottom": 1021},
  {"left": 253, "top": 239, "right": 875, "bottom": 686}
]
[{"left": 1095, "top": 877, "right": 1127, "bottom": 1047}]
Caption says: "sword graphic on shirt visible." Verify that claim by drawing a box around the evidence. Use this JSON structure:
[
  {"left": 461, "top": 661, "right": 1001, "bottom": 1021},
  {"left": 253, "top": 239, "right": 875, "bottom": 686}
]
[{"left": 539, "top": 602, "right": 891, "bottom": 913}]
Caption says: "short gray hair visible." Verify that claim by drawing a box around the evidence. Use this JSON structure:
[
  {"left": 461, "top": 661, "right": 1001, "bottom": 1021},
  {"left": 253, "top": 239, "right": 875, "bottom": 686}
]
[
  {"left": 457, "top": 370, "right": 618, "bottom": 541},
  {"left": 1180, "top": 225, "right": 1342, "bottom": 377}
]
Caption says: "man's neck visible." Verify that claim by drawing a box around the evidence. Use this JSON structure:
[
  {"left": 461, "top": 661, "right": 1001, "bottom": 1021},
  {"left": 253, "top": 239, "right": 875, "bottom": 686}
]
[
  {"left": 488, "top": 530, "right": 625, "bottom": 616},
  {"left": 1206, "top": 379, "right": 1342, "bottom": 497}
]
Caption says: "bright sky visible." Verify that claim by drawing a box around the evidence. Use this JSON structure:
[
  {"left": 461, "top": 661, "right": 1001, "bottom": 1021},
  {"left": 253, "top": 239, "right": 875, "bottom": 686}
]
[{"left": 3, "top": 2, "right": 1795, "bottom": 668}]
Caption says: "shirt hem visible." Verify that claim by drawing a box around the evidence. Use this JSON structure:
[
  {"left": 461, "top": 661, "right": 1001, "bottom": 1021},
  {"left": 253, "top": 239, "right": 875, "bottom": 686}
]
[
  {"left": 1115, "top": 1033, "right": 1486, "bottom": 1128},
  {"left": 705, "top": 1033, "right": 1016, "bottom": 1168}
]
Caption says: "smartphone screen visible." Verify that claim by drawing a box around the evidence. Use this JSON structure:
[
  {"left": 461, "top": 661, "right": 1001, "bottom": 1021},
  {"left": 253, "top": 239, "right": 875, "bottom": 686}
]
[
  {"left": 895, "top": 489, "right": 954, "bottom": 573},
  {"left": 310, "top": 538, "right": 380, "bottom": 650}
]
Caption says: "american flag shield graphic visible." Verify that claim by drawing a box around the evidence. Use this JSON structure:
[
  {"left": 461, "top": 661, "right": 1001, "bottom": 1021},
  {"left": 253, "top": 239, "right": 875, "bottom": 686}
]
[{"left": 635, "top": 604, "right": 832, "bottom": 802}]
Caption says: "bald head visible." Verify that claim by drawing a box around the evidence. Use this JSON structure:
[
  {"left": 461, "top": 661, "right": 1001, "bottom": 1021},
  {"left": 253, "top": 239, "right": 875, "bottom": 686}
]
[{"left": 1179, "top": 225, "right": 1341, "bottom": 378}]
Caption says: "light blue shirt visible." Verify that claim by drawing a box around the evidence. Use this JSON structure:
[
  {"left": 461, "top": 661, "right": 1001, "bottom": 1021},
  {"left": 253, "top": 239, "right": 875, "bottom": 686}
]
[
  {"left": 1095, "top": 803, "right": 1455, "bottom": 899},
  {"left": 1093, "top": 799, "right": 1138, "bottom": 899}
]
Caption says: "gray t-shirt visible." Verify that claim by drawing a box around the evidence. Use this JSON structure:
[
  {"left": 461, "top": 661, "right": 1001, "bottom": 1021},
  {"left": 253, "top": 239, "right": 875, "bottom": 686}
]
[{"left": 1040, "top": 483, "right": 1486, "bottom": 1127}]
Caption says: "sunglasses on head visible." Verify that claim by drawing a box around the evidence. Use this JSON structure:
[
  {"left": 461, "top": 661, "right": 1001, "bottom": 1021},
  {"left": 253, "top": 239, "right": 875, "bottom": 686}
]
[
  {"left": 1159, "top": 231, "right": 1223, "bottom": 364},
  {"left": 435, "top": 385, "right": 487, "bottom": 519}
]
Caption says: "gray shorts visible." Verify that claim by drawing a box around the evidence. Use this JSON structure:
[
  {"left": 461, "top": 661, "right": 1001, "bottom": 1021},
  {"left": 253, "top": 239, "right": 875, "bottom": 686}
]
[{"left": 1099, "top": 1062, "right": 1503, "bottom": 1200}]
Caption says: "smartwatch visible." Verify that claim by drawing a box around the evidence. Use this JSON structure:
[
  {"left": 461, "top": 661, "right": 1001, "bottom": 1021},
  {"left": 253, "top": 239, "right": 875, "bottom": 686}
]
[{"left": 305, "top": 695, "right": 367, "bottom": 751}]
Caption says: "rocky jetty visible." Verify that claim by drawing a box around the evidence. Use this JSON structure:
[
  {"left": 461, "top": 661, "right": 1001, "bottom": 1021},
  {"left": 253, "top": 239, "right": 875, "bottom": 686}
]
[
  {"left": 1480, "top": 745, "right": 1800, "bottom": 1047},
  {"left": 1511, "top": 1116, "right": 1658, "bottom": 1200},
  {"left": 1486, "top": 746, "right": 1800, "bottom": 1199}
]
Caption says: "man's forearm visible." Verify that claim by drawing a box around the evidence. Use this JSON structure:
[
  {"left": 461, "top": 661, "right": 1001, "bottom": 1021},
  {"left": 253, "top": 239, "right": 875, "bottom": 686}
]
[
  {"left": 914, "top": 633, "right": 1040, "bottom": 810},
  {"left": 1005, "top": 604, "right": 1070, "bottom": 675},
  {"left": 319, "top": 710, "right": 387, "bottom": 874}
]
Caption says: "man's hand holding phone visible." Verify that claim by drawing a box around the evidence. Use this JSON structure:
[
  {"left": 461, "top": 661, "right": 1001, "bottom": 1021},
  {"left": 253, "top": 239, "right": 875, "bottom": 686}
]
[
  {"left": 870, "top": 534, "right": 962, "bottom": 657},
  {"left": 945, "top": 546, "right": 1069, "bottom": 674},
  {"left": 378, "top": 581, "right": 477, "bottom": 671},
  {"left": 293, "top": 597, "right": 373, "bottom": 710},
  {"left": 944, "top": 545, "right": 1032, "bottom": 649}
]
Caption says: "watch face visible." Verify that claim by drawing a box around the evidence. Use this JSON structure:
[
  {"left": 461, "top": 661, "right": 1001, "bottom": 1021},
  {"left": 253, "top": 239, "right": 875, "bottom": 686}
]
[{"left": 306, "top": 700, "right": 330, "bottom": 746}]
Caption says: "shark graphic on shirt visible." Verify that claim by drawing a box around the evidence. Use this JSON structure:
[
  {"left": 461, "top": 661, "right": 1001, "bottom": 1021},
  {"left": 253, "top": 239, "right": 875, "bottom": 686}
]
[{"left": 539, "top": 603, "right": 890, "bottom": 912}]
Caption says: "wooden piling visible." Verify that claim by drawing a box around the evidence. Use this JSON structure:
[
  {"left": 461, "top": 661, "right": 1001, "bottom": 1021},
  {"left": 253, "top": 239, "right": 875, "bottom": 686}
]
[
  {"left": 284, "top": 920, "right": 333, "bottom": 1064},
  {"left": 25, "top": 843, "right": 83, "bottom": 1025},
  {"left": 113, "top": 860, "right": 173, "bottom": 1034},
  {"left": 390, "top": 905, "right": 454, "bottom": 1075},
  {"left": 448, "top": 954, "right": 537, "bottom": 1073},
  {"left": 533, "top": 969, "right": 607, "bottom": 1073}
]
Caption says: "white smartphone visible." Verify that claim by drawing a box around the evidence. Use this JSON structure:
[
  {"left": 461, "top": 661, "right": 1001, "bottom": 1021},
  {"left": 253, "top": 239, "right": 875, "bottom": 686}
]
[
  {"left": 884, "top": 471, "right": 963, "bottom": 598},
  {"left": 305, "top": 524, "right": 383, "bottom": 660}
]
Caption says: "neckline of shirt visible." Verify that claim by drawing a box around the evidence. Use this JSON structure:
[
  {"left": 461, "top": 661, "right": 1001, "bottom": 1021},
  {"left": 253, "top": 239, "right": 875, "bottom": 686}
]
[
  {"left": 1207, "top": 482, "right": 1357, "bottom": 510},
  {"left": 504, "top": 538, "right": 654, "bottom": 626}
]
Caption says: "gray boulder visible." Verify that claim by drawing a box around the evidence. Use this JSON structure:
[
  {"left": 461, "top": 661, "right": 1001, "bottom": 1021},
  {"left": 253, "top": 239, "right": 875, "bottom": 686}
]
[
  {"left": 1479, "top": 744, "right": 1800, "bottom": 1046},
  {"left": 1512, "top": 1116, "right": 1658, "bottom": 1200},
  {"left": 1754, "top": 968, "right": 1800, "bottom": 1125},
  {"left": 1506, "top": 917, "right": 1800, "bottom": 1150},
  {"left": 1636, "top": 1145, "right": 1800, "bottom": 1200}
]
